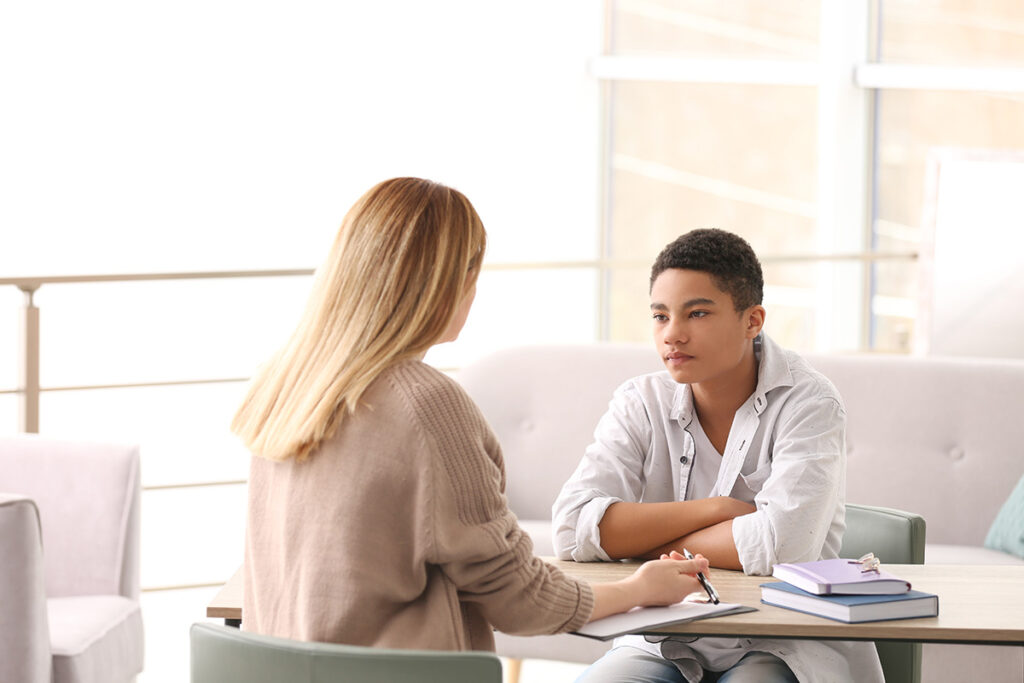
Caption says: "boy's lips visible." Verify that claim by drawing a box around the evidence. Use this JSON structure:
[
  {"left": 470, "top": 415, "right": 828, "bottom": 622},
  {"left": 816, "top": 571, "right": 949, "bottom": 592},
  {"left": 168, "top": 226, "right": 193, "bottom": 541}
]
[{"left": 664, "top": 351, "right": 694, "bottom": 364}]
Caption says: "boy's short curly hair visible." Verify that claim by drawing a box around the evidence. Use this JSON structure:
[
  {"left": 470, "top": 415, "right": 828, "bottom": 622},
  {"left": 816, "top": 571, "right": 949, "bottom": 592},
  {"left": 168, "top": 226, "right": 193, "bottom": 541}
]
[{"left": 650, "top": 229, "right": 763, "bottom": 312}]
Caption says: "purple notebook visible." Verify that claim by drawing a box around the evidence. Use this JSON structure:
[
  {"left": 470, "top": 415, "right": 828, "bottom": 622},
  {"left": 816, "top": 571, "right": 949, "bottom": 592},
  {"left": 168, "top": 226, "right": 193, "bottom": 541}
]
[{"left": 771, "top": 558, "right": 911, "bottom": 595}]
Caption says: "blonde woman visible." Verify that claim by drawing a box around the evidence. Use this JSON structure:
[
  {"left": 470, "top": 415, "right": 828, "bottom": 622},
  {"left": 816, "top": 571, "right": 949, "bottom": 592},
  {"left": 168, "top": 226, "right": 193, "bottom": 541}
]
[{"left": 233, "top": 177, "right": 708, "bottom": 651}]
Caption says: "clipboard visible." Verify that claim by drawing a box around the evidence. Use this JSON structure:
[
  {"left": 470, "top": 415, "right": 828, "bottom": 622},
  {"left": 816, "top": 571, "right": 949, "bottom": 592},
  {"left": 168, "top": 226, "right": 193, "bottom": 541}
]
[{"left": 572, "top": 598, "right": 757, "bottom": 641}]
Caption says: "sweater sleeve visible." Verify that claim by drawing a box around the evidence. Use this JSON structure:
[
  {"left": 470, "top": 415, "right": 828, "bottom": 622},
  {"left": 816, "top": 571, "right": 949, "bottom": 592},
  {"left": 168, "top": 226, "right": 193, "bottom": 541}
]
[{"left": 393, "top": 364, "right": 595, "bottom": 637}]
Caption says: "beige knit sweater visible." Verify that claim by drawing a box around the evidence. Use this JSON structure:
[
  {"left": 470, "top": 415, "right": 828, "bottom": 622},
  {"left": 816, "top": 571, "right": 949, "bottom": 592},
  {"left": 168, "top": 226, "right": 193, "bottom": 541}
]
[{"left": 243, "top": 359, "right": 594, "bottom": 651}]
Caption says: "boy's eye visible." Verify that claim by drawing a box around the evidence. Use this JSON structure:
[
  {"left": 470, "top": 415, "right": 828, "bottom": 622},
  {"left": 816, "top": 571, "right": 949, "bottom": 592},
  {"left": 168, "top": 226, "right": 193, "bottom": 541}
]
[
  {"left": 652, "top": 313, "right": 668, "bottom": 322},
  {"left": 690, "top": 310, "right": 709, "bottom": 319}
]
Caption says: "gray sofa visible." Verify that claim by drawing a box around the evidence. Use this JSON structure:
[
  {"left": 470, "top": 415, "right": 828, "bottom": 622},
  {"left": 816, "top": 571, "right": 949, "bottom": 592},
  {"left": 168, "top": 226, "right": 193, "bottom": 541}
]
[{"left": 457, "top": 344, "right": 1024, "bottom": 683}]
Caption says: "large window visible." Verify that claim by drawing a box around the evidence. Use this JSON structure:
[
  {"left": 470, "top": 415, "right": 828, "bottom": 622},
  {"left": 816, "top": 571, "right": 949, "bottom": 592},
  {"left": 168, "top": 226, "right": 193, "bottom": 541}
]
[
  {"left": 598, "top": 0, "right": 1024, "bottom": 355},
  {"left": 604, "top": 80, "right": 819, "bottom": 347}
]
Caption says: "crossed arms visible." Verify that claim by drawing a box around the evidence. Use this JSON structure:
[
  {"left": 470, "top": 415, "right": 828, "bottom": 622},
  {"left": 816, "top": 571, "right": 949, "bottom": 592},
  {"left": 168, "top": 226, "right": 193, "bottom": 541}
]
[
  {"left": 552, "top": 379, "right": 846, "bottom": 574},
  {"left": 597, "top": 497, "right": 756, "bottom": 569}
]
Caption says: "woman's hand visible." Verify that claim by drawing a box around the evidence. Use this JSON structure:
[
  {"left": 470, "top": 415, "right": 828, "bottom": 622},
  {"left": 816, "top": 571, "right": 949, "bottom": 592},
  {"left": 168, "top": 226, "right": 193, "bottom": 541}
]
[
  {"left": 627, "top": 550, "right": 708, "bottom": 606},
  {"left": 587, "top": 551, "right": 709, "bottom": 621}
]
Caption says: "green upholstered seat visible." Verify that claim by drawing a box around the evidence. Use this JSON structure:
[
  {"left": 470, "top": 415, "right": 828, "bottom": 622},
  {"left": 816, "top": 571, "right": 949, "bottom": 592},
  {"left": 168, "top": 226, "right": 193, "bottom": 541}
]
[
  {"left": 190, "top": 622, "right": 502, "bottom": 683},
  {"left": 840, "top": 503, "right": 927, "bottom": 683}
]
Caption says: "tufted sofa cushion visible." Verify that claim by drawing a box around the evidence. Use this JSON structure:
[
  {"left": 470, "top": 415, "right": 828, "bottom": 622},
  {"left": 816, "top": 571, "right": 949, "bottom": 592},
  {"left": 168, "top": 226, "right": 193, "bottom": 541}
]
[{"left": 804, "top": 353, "right": 1024, "bottom": 550}]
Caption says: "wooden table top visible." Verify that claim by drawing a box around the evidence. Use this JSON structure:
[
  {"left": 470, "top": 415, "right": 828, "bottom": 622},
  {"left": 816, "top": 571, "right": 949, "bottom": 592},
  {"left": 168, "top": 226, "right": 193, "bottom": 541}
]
[{"left": 207, "top": 561, "right": 1024, "bottom": 644}]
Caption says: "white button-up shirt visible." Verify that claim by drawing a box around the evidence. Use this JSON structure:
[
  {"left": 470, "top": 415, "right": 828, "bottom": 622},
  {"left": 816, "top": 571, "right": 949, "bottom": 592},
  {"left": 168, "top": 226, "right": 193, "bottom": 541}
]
[{"left": 552, "top": 335, "right": 883, "bottom": 683}]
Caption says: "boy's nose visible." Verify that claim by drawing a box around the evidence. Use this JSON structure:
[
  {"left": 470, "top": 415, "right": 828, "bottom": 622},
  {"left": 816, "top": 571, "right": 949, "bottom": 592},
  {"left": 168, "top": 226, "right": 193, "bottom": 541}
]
[{"left": 662, "top": 321, "right": 687, "bottom": 344}]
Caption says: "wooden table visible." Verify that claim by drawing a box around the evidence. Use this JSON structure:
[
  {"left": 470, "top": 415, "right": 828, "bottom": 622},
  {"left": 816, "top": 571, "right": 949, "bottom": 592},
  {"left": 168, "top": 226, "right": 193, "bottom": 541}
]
[
  {"left": 207, "top": 567, "right": 244, "bottom": 627},
  {"left": 207, "top": 561, "right": 1024, "bottom": 645}
]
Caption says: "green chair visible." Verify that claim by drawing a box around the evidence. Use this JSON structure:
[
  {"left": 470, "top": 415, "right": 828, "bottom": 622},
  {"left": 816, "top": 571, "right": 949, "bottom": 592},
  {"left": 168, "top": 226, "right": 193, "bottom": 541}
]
[
  {"left": 190, "top": 622, "right": 502, "bottom": 683},
  {"left": 840, "top": 503, "right": 926, "bottom": 683}
]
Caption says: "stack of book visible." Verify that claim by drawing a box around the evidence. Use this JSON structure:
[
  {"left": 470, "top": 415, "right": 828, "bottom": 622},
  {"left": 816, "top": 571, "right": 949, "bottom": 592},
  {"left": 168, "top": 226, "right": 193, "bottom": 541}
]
[{"left": 760, "top": 558, "right": 939, "bottom": 623}]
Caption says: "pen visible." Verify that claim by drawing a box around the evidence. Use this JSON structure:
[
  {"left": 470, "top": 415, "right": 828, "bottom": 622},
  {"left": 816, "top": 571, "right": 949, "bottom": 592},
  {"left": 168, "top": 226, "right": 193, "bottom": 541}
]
[{"left": 682, "top": 548, "right": 720, "bottom": 604}]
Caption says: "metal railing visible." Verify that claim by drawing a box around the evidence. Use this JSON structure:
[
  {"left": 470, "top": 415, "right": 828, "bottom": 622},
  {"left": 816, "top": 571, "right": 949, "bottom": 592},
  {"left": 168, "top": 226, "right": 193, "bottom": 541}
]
[
  {"left": 2, "top": 268, "right": 313, "bottom": 433},
  {"left": 1, "top": 250, "right": 917, "bottom": 433}
]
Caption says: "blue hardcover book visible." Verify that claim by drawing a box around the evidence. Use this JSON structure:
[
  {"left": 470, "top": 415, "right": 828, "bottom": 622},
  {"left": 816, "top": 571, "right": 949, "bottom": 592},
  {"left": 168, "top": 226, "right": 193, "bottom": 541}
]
[{"left": 760, "top": 581, "right": 939, "bottom": 623}]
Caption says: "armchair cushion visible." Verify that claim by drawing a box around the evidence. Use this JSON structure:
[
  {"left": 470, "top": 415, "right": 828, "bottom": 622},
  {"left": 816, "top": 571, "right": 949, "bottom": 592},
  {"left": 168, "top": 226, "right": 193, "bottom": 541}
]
[{"left": 49, "top": 596, "right": 144, "bottom": 683}]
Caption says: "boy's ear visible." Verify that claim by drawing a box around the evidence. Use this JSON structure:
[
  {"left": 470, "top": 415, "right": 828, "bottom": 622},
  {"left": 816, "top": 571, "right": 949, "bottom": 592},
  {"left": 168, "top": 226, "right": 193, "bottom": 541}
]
[{"left": 744, "top": 305, "right": 766, "bottom": 339}]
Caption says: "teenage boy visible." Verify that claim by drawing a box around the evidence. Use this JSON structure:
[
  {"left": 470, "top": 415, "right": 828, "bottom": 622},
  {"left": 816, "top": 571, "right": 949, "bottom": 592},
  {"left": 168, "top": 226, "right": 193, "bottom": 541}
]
[{"left": 552, "top": 229, "right": 882, "bottom": 683}]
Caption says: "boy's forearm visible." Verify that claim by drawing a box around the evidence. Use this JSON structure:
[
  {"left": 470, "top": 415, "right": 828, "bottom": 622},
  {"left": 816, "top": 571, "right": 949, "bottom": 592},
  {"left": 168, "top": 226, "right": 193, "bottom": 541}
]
[
  {"left": 597, "top": 497, "right": 751, "bottom": 560},
  {"left": 644, "top": 520, "right": 744, "bottom": 570}
]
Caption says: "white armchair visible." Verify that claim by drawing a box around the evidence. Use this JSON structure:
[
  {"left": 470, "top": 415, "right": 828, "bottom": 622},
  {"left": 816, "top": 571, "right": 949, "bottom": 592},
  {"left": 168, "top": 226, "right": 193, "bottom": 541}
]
[{"left": 0, "top": 434, "right": 144, "bottom": 683}]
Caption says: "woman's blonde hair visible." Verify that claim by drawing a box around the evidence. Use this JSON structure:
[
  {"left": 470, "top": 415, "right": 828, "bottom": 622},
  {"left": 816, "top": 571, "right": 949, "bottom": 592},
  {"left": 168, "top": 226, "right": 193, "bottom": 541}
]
[{"left": 231, "top": 177, "right": 486, "bottom": 462}]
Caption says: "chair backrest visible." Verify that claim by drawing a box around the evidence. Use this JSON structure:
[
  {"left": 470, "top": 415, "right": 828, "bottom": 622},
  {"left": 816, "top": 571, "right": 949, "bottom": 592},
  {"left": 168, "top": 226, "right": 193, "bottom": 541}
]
[
  {"left": 0, "top": 495, "right": 51, "bottom": 683},
  {"left": 841, "top": 503, "right": 926, "bottom": 564},
  {"left": 458, "top": 343, "right": 660, "bottom": 520},
  {"left": 190, "top": 623, "right": 503, "bottom": 683},
  {"left": 0, "top": 434, "right": 141, "bottom": 599},
  {"left": 840, "top": 503, "right": 926, "bottom": 683}
]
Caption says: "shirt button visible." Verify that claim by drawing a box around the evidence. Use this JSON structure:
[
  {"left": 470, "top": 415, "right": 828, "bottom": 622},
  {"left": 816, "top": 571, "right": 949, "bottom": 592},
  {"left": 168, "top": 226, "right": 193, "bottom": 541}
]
[{"left": 680, "top": 455, "right": 689, "bottom": 464}]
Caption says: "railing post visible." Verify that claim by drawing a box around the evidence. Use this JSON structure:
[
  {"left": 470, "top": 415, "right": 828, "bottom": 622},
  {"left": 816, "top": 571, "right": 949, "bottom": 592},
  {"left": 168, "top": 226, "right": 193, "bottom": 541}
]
[{"left": 18, "top": 285, "right": 40, "bottom": 433}]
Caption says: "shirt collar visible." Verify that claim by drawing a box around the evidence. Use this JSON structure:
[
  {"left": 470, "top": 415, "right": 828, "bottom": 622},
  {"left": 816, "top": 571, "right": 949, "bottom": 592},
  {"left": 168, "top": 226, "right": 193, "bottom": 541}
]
[
  {"left": 750, "top": 333, "right": 795, "bottom": 414},
  {"left": 670, "top": 383, "right": 693, "bottom": 425},
  {"left": 670, "top": 333, "right": 794, "bottom": 422}
]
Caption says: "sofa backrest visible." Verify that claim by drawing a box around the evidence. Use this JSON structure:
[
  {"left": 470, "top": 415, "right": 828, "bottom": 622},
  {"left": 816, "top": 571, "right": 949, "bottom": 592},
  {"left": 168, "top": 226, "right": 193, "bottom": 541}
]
[
  {"left": 459, "top": 344, "right": 1024, "bottom": 547},
  {"left": 804, "top": 353, "right": 1024, "bottom": 546},
  {"left": 458, "top": 344, "right": 661, "bottom": 521}
]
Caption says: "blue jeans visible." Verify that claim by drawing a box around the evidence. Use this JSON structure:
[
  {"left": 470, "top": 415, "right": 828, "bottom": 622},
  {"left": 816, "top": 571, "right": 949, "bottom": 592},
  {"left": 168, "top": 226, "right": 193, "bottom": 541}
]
[{"left": 574, "top": 646, "right": 798, "bottom": 683}]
